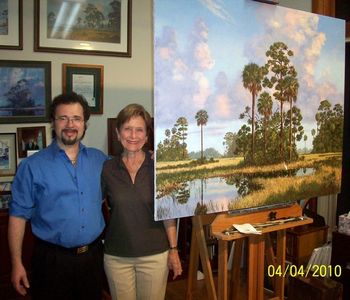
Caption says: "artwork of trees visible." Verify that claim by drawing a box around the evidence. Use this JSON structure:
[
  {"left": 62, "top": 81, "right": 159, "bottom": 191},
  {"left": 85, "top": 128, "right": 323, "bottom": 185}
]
[
  {"left": 46, "top": 0, "right": 121, "bottom": 43},
  {"left": 157, "top": 41, "right": 343, "bottom": 164},
  {"left": 154, "top": 0, "right": 345, "bottom": 220}
]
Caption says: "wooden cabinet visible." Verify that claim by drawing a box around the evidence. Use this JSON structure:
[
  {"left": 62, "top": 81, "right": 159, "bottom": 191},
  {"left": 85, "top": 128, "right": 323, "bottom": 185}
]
[
  {"left": 288, "top": 275, "right": 342, "bottom": 300},
  {"left": 331, "top": 231, "right": 350, "bottom": 300},
  {"left": 0, "top": 209, "right": 34, "bottom": 300},
  {"left": 286, "top": 225, "right": 328, "bottom": 266}
]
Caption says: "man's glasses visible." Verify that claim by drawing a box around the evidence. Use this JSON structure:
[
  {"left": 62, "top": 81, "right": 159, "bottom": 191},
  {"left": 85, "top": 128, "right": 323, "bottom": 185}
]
[{"left": 55, "top": 116, "right": 84, "bottom": 124}]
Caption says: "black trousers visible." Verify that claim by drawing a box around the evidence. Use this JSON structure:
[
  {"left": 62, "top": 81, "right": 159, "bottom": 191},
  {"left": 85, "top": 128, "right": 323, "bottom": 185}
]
[{"left": 31, "top": 238, "right": 103, "bottom": 300}]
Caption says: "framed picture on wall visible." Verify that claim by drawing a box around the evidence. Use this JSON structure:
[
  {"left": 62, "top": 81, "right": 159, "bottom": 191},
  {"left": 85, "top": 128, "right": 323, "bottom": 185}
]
[
  {"left": 17, "top": 126, "right": 47, "bottom": 158},
  {"left": 62, "top": 64, "right": 104, "bottom": 114},
  {"left": 0, "top": 182, "right": 11, "bottom": 192},
  {"left": 0, "top": 191, "right": 11, "bottom": 209},
  {"left": 34, "top": 0, "right": 132, "bottom": 57},
  {"left": 107, "top": 118, "right": 122, "bottom": 156},
  {"left": 0, "top": 0, "right": 23, "bottom": 50},
  {"left": 0, "top": 133, "right": 17, "bottom": 182},
  {"left": 0, "top": 60, "right": 51, "bottom": 124}
]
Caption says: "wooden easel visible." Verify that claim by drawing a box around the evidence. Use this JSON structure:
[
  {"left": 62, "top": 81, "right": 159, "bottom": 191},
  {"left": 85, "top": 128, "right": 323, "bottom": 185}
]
[
  {"left": 186, "top": 203, "right": 313, "bottom": 300},
  {"left": 186, "top": 214, "right": 217, "bottom": 300}
]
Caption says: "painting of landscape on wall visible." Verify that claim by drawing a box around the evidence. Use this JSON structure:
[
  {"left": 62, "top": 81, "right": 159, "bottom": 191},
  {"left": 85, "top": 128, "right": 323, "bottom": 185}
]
[
  {"left": 45, "top": 0, "right": 121, "bottom": 43},
  {"left": 154, "top": 0, "right": 345, "bottom": 220}
]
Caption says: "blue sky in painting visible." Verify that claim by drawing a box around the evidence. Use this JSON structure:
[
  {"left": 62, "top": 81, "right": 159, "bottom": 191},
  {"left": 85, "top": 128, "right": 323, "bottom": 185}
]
[{"left": 154, "top": 0, "right": 345, "bottom": 154}]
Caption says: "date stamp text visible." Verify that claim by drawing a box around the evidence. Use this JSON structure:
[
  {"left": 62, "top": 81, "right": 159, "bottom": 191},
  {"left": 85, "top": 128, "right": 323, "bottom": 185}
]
[{"left": 267, "top": 264, "right": 342, "bottom": 278}]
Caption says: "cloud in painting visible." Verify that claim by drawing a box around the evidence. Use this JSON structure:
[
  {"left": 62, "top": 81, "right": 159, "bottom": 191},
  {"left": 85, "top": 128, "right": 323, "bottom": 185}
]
[
  {"left": 155, "top": 0, "right": 344, "bottom": 150},
  {"left": 198, "top": 0, "right": 233, "bottom": 23},
  {"left": 244, "top": 8, "right": 342, "bottom": 123},
  {"left": 155, "top": 19, "right": 215, "bottom": 125}
]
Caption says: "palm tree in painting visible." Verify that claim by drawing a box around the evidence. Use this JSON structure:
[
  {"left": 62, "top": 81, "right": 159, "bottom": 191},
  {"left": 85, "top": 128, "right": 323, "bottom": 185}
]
[
  {"left": 194, "top": 179, "right": 207, "bottom": 215},
  {"left": 175, "top": 117, "right": 188, "bottom": 159},
  {"left": 257, "top": 91, "right": 273, "bottom": 158},
  {"left": 242, "top": 63, "right": 264, "bottom": 162},
  {"left": 263, "top": 42, "right": 296, "bottom": 160},
  {"left": 195, "top": 109, "right": 209, "bottom": 161},
  {"left": 283, "top": 75, "right": 299, "bottom": 161}
]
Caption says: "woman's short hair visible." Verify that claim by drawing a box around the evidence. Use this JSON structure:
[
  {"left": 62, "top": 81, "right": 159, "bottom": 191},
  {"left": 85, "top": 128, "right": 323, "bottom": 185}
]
[{"left": 116, "top": 103, "right": 152, "bottom": 136}]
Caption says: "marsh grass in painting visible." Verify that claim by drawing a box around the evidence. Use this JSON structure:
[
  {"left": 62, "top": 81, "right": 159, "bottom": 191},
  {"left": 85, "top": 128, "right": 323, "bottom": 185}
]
[{"left": 156, "top": 153, "right": 341, "bottom": 219}]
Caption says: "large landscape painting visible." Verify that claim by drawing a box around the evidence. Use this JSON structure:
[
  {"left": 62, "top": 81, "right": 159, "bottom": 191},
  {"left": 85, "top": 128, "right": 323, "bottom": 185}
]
[{"left": 154, "top": 0, "right": 345, "bottom": 220}]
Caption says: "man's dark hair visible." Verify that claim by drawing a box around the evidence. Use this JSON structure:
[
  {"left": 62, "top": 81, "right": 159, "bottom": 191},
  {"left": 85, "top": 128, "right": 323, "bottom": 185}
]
[{"left": 50, "top": 92, "right": 91, "bottom": 122}]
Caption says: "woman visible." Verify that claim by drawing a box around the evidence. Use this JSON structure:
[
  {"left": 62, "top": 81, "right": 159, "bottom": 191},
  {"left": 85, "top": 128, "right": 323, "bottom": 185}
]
[{"left": 102, "top": 104, "right": 182, "bottom": 300}]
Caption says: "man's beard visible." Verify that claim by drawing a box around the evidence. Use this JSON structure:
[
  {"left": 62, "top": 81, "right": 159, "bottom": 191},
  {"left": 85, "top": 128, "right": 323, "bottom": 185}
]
[
  {"left": 62, "top": 136, "right": 78, "bottom": 145},
  {"left": 60, "top": 129, "right": 81, "bottom": 145}
]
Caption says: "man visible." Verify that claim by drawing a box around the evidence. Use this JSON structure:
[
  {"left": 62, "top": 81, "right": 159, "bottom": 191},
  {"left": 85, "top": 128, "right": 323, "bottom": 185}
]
[{"left": 8, "top": 92, "right": 108, "bottom": 300}]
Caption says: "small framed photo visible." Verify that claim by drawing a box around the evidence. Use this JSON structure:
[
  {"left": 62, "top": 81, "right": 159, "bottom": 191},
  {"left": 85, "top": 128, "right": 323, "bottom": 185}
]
[
  {"left": 0, "top": 191, "right": 11, "bottom": 209},
  {"left": 34, "top": 0, "right": 132, "bottom": 57},
  {"left": 17, "top": 126, "right": 47, "bottom": 158},
  {"left": 0, "top": 60, "right": 52, "bottom": 124},
  {"left": 0, "top": 182, "right": 11, "bottom": 191},
  {"left": 0, "top": 0, "right": 23, "bottom": 50},
  {"left": 63, "top": 64, "right": 104, "bottom": 114},
  {"left": 0, "top": 133, "right": 17, "bottom": 182}
]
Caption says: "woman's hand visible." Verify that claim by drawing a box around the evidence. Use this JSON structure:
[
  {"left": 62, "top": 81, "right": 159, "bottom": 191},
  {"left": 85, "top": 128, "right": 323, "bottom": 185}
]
[{"left": 167, "top": 249, "right": 182, "bottom": 279}]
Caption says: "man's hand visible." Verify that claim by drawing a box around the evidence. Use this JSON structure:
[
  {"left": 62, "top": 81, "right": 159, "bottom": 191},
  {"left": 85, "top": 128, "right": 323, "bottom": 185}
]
[{"left": 11, "top": 262, "right": 30, "bottom": 296}]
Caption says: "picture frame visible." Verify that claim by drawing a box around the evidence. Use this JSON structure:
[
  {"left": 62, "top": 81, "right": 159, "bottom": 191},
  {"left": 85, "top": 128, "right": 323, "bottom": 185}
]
[
  {"left": 0, "top": 133, "right": 17, "bottom": 182},
  {"left": 0, "top": 182, "right": 11, "bottom": 192},
  {"left": 0, "top": 60, "right": 52, "bottom": 124},
  {"left": 63, "top": 64, "right": 104, "bottom": 114},
  {"left": 34, "top": 0, "right": 132, "bottom": 57},
  {"left": 0, "top": 190, "right": 11, "bottom": 209},
  {"left": 107, "top": 118, "right": 122, "bottom": 156},
  {"left": 17, "top": 126, "right": 47, "bottom": 158},
  {"left": 0, "top": 0, "right": 23, "bottom": 50},
  {"left": 107, "top": 117, "right": 154, "bottom": 156}
]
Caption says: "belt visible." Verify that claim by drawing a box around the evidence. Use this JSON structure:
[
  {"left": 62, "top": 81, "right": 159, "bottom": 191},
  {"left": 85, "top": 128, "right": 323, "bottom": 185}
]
[{"left": 35, "top": 237, "right": 101, "bottom": 255}]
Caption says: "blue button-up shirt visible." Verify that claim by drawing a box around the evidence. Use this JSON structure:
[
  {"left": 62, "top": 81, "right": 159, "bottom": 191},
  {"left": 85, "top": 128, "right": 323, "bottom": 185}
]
[{"left": 9, "top": 140, "right": 108, "bottom": 248}]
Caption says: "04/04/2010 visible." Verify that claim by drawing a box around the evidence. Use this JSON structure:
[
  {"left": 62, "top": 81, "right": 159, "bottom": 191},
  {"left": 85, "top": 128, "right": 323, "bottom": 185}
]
[{"left": 267, "top": 264, "right": 342, "bottom": 278}]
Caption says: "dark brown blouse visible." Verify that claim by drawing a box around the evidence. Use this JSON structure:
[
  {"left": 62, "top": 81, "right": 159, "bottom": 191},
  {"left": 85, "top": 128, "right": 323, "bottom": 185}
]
[{"left": 101, "top": 153, "right": 168, "bottom": 257}]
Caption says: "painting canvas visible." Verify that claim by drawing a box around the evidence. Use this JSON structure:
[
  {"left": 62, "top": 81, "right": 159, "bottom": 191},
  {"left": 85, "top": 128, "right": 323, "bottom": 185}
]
[{"left": 154, "top": 0, "right": 345, "bottom": 220}]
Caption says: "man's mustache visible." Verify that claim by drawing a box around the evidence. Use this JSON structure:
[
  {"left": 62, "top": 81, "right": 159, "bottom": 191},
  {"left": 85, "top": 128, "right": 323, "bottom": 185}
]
[{"left": 62, "top": 128, "right": 78, "bottom": 133}]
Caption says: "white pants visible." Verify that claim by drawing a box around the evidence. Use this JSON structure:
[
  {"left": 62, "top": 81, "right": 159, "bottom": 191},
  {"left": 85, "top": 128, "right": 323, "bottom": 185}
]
[{"left": 104, "top": 251, "right": 169, "bottom": 300}]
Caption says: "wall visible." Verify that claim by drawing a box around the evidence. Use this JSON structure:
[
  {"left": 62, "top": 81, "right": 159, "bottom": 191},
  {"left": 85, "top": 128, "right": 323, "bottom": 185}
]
[
  {"left": 279, "top": 0, "right": 311, "bottom": 11},
  {"left": 1, "top": 0, "right": 312, "bottom": 158}
]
